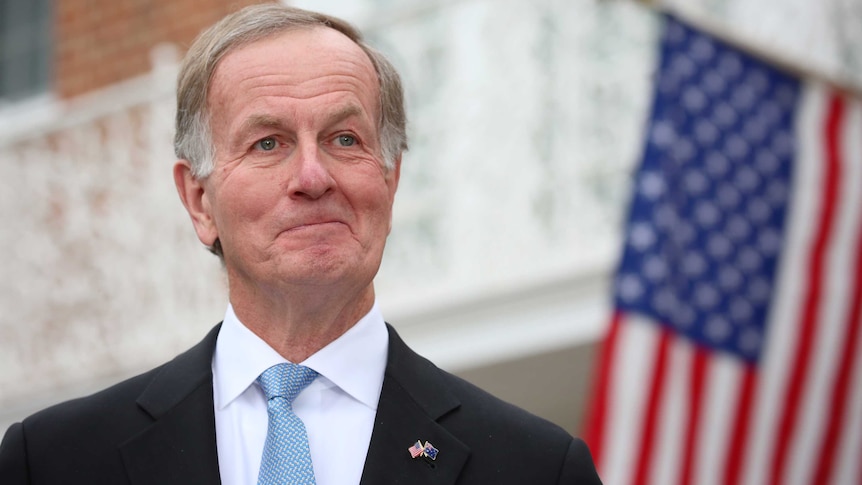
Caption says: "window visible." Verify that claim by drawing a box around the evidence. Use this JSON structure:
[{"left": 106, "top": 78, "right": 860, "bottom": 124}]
[{"left": 0, "top": 0, "right": 52, "bottom": 104}]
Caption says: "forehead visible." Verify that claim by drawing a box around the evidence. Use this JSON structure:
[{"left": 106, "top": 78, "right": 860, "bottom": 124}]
[{"left": 207, "top": 27, "right": 380, "bottom": 113}]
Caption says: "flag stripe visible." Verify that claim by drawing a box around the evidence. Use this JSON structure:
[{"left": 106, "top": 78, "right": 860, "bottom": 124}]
[
  {"left": 603, "top": 315, "right": 662, "bottom": 485},
  {"left": 813, "top": 206, "right": 862, "bottom": 483},
  {"left": 695, "top": 354, "right": 740, "bottom": 485},
  {"left": 769, "top": 93, "right": 845, "bottom": 485},
  {"left": 652, "top": 339, "right": 690, "bottom": 485},
  {"left": 583, "top": 311, "right": 622, "bottom": 468},
  {"left": 811, "top": 100, "right": 862, "bottom": 485},
  {"left": 633, "top": 327, "right": 672, "bottom": 485},
  {"left": 722, "top": 364, "right": 756, "bottom": 485},
  {"left": 680, "top": 346, "right": 707, "bottom": 485}
]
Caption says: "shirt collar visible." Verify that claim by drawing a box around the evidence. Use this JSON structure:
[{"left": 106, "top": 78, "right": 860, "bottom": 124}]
[{"left": 212, "top": 302, "right": 388, "bottom": 412}]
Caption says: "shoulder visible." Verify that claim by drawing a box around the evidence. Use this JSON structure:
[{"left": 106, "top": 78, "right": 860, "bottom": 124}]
[
  {"left": 384, "top": 325, "right": 601, "bottom": 484},
  {"left": 0, "top": 324, "right": 220, "bottom": 482}
]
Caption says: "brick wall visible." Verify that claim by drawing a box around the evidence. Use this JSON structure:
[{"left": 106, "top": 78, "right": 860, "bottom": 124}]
[{"left": 55, "top": 0, "right": 274, "bottom": 99}]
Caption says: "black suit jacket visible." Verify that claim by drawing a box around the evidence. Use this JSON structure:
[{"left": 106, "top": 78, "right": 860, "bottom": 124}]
[{"left": 0, "top": 324, "right": 601, "bottom": 484}]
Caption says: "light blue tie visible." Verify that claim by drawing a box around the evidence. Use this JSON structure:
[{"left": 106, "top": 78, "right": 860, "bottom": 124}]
[{"left": 257, "top": 363, "right": 319, "bottom": 485}]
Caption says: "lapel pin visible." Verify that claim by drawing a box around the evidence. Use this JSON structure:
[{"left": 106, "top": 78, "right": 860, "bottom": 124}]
[
  {"left": 408, "top": 440, "right": 424, "bottom": 458},
  {"left": 422, "top": 441, "right": 439, "bottom": 461},
  {"left": 407, "top": 440, "right": 439, "bottom": 461}
]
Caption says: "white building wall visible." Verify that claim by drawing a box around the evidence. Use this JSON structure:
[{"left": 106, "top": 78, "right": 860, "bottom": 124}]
[{"left": 2, "top": 0, "right": 861, "bottom": 430}]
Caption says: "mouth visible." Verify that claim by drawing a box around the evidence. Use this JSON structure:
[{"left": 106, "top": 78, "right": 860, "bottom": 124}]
[{"left": 283, "top": 220, "right": 347, "bottom": 234}]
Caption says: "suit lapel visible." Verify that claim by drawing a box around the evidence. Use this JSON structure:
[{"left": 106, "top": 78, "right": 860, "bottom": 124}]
[
  {"left": 119, "top": 325, "right": 222, "bottom": 485},
  {"left": 360, "top": 326, "right": 470, "bottom": 485}
]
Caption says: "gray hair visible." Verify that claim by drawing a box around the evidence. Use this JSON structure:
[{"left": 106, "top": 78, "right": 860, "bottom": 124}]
[{"left": 174, "top": 4, "right": 408, "bottom": 178}]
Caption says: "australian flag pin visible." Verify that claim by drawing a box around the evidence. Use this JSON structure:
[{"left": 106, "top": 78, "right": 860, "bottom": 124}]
[{"left": 422, "top": 441, "right": 439, "bottom": 460}]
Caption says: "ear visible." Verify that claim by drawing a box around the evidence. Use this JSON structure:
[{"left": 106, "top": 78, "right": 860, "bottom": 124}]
[
  {"left": 387, "top": 155, "right": 401, "bottom": 201},
  {"left": 173, "top": 160, "right": 219, "bottom": 247},
  {"left": 386, "top": 155, "right": 402, "bottom": 233}
]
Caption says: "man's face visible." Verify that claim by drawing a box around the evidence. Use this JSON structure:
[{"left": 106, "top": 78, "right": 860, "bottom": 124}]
[{"left": 182, "top": 27, "right": 399, "bottom": 299}]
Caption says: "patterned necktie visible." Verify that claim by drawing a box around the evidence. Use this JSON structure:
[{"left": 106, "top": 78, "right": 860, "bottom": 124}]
[{"left": 257, "top": 363, "right": 319, "bottom": 485}]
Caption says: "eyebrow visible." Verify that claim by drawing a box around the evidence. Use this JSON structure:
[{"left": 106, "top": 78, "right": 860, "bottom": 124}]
[
  {"left": 320, "top": 104, "right": 365, "bottom": 127},
  {"left": 234, "top": 104, "right": 367, "bottom": 143}
]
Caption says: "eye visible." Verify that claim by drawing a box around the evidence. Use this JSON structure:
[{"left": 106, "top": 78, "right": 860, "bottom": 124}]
[
  {"left": 254, "top": 137, "right": 278, "bottom": 151},
  {"left": 335, "top": 134, "right": 357, "bottom": 147}
]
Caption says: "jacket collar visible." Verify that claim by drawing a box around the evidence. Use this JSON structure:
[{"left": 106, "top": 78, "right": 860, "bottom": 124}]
[
  {"left": 360, "top": 325, "right": 470, "bottom": 485},
  {"left": 119, "top": 324, "right": 222, "bottom": 485}
]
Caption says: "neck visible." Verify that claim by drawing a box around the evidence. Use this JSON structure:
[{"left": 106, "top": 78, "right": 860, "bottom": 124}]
[{"left": 229, "top": 283, "right": 376, "bottom": 363}]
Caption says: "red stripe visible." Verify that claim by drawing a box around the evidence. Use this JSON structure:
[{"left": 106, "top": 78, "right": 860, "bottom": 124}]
[
  {"left": 770, "top": 93, "right": 846, "bottom": 485},
  {"left": 583, "top": 311, "right": 623, "bottom": 469},
  {"left": 680, "top": 346, "right": 709, "bottom": 485},
  {"left": 723, "top": 365, "right": 757, "bottom": 485},
  {"left": 812, "top": 141, "right": 862, "bottom": 484},
  {"left": 633, "top": 326, "right": 673, "bottom": 485}
]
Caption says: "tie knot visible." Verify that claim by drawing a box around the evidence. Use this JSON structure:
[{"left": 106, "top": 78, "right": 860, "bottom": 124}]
[{"left": 257, "top": 363, "right": 318, "bottom": 403}]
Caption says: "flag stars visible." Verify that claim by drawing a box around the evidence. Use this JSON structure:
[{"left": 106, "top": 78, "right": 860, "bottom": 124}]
[
  {"left": 708, "top": 234, "right": 733, "bottom": 259},
  {"left": 719, "top": 266, "right": 743, "bottom": 291},
  {"left": 727, "top": 215, "right": 752, "bottom": 241},
  {"left": 695, "top": 119, "right": 720, "bottom": 144},
  {"left": 685, "top": 170, "right": 709, "bottom": 195},
  {"left": 695, "top": 201, "right": 721, "bottom": 227},
  {"left": 614, "top": 16, "right": 795, "bottom": 363},
  {"left": 766, "top": 180, "right": 789, "bottom": 205},
  {"left": 629, "top": 223, "right": 657, "bottom": 251},
  {"left": 703, "top": 70, "right": 727, "bottom": 94},
  {"left": 747, "top": 198, "right": 772, "bottom": 224},
  {"left": 670, "top": 53, "right": 697, "bottom": 78},
  {"left": 712, "top": 102, "right": 738, "bottom": 127},
  {"left": 651, "top": 120, "right": 677, "bottom": 147},
  {"left": 707, "top": 152, "right": 731, "bottom": 177},
  {"left": 717, "top": 184, "right": 742, "bottom": 209},
  {"left": 758, "top": 229, "right": 782, "bottom": 256},
  {"left": 735, "top": 166, "right": 761, "bottom": 193},
  {"left": 748, "top": 277, "right": 773, "bottom": 303},
  {"left": 705, "top": 316, "right": 732, "bottom": 343},
  {"left": 738, "top": 327, "right": 763, "bottom": 355},
  {"left": 695, "top": 283, "right": 720, "bottom": 309},
  {"left": 756, "top": 150, "right": 781, "bottom": 175},
  {"left": 689, "top": 36, "right": 716, "bottom": 62},
  {"left": 725, "top": 134, "right": 750, "bottom": 160},
  {"left": 744, "top": 69, "right": 770, "bottom": 94},
  {"left": 618, "top": 274, "right": 645, "bottom": 302},
  {"left": 730, "top": 298, "right": 754, "bottom": 322},
  {"left": 682, "top": 251, "right": 707, "bottom": 276},
  {"left": 683, "top": 87, "right": 708, "bottom": 113},
  {"left": 639, "top": 171, "right": 666, "bottom": 199},
  {"left": 717, "top": 52, "right": 743, "bottom": 79},
  {"left": 643, "top": 255, "right": 669, "bottom": 282}
]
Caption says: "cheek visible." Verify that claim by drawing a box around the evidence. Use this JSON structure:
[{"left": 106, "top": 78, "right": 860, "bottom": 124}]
[{"left": 215, "top": 175, "right": 280, "bottom": 229}]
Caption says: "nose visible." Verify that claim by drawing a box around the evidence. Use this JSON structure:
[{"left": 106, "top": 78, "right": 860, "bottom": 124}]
[{"left": 286, "top": 141, "right": 335, "bottom": 200}]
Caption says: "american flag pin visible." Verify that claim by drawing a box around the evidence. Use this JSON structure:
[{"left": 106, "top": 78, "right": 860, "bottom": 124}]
[{"left": 408, "top": 440, "right": 424, "bottom": 459}]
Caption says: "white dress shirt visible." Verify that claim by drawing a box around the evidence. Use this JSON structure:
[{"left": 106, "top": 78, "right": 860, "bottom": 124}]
[{"left": 212, "top": 303, "right": 389, "bottom": 485}]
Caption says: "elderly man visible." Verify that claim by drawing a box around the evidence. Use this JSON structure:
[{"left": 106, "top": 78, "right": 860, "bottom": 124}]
[{"left": 0, "top": 4, "right": 600, "bottom": 484}]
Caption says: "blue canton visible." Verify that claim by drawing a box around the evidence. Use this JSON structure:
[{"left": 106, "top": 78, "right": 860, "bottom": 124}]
[{"left": 614, "top": 15, "right": 801, "bottom": 363}]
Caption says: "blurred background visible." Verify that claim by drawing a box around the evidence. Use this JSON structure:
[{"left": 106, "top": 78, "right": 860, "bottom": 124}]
[{"left": 1, "top": 0, "right": 862, "bottom": 483}]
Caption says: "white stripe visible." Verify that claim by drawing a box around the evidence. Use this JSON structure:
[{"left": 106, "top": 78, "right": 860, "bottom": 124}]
[
  {"left": 830, "top": 96, "right": 862, "bottom": 485},
  {"left": 649, "top": 338, "right": 689, "bottom": 485},
  {"left": 789, "top": 85, "right": 862, "bottom": 485},
  {"left": 742, "top": 82, "right": 829, "bottom": 485},
  {"left": 694, "top": 352, "right": 740, "bottom": 485},
  {"left": 601, "top": 315, "right": 661, "bottom": 485}
]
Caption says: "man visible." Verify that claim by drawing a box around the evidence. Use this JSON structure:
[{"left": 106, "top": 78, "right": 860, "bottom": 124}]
[{"left": 0, "top": 4, "right": 600, "bottom": 484}]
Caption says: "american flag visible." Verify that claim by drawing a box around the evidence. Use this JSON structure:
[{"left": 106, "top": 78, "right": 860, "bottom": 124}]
[
  {"left": 408, "top": 440, "right": 424, "bottom": 459},
  {"left": 584, "top": 14, "right": 862, "bottom": 485}
]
